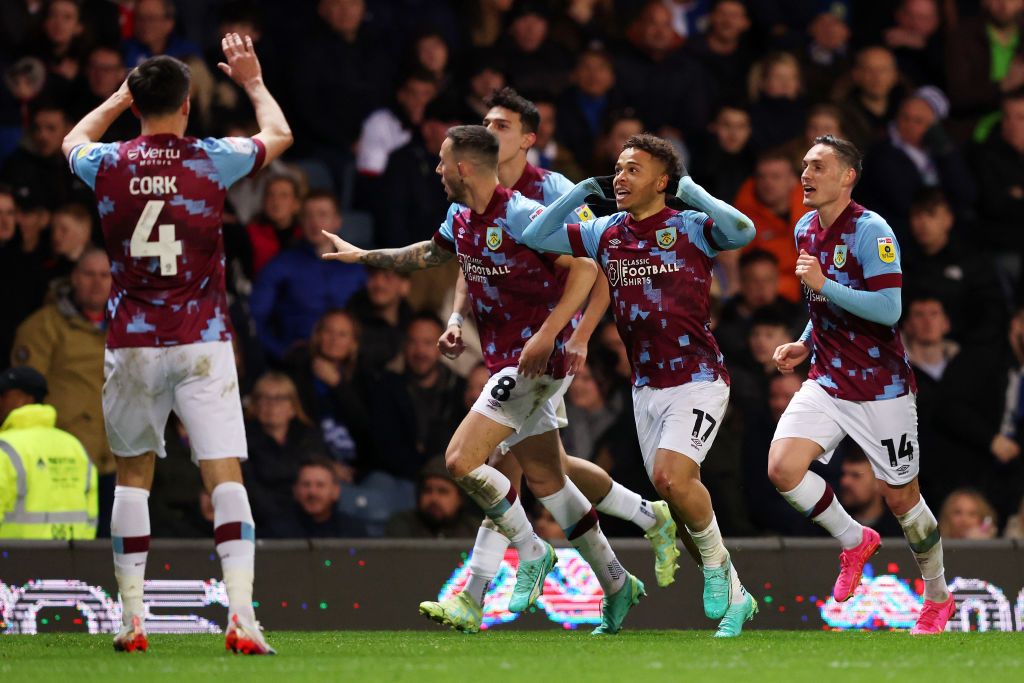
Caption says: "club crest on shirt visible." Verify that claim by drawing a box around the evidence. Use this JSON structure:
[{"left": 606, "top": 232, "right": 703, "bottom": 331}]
[
  {"left": 575, "top": 204, "right": 594, "bottom": 222},
  {"left": 833, "top": 244, "right": 847, "bottom": 268},
  {"left": 486, "top": 226, "right": 503, "bottom": 250},
  {"left": 877, "top": 237, "right": 896, "bottom": 263},
  {"left": 655, "top": 226, "right": 677, "bottom": 249}
]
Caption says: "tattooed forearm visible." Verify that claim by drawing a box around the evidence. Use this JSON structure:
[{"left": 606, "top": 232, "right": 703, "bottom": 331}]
[{"left": 359, "top": 240, "right": 452, "bottom": 273}]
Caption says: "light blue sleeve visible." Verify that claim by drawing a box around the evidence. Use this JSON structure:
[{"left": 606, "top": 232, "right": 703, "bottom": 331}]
[
  {"left": 572, "top": 216, "right": 616, "bottom": 260},
  {"left": 543, "top": 171, "right": 575, "bottom": 203},
  {"left": 799, "top": 320, "right": 812, "bottom": 345},
  {"left": 67, "top": 142, "right": 119, "bottom": 190},
  {"left": 435, "top": 203, "right": 459, "bottom": 245},
  {"left": 519, "top": 178, "right": 603, "bottom": 254},
  {"left": 854, "top": 211, "right": 903, "bottom": 282},
  {"left": 675, "top": 176, "right": 755, "bottom": 251},
  {"left": 197, "top": 137, "right": 265, "bottom": 188},
  {"left": 680, "top": 210, "right": 719, "bottom": 258},
  {"left": 820, "top": 280, "right": 902, "bottom": 326}
]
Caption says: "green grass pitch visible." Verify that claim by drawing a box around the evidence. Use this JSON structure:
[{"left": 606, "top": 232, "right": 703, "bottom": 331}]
[{"left": 2, "top": 631, "right": 1022, "bottom": 682}]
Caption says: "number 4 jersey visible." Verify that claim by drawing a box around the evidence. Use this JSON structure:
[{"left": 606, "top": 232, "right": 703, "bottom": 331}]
[{"left": 69, "top": 134, "right": 265, "bottom": 348}]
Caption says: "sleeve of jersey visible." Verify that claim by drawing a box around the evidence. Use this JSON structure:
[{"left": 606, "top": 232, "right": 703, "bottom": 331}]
[
  {"left": 201, "top": 137, "right": 267, "bottom": 187},
  {"left": 67, "top": 142, "right": 116, "bottom": 190},
  {"left": 565, "top": 219, "right": 607, "bottom": 260},
  {"left": 431, "top": 204, "right": 458, "bottom": 253},
  {"left": 856, "top": 213, "right": 903, "bottom": 291},
  {"left": 676, "top": 176, "right": 755, "bottom": 252}
]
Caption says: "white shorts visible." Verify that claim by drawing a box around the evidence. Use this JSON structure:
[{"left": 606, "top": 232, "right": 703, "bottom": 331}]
[
  {"left": 470, "top": 366, "right": 572, "bottom": 451},
  {"left": 773, "top": 380, "right": 919, "bottom": 485},
  {"left": 103, "top": 341, "right": 247, "bottom": 461},
  {"left": 632, "top": 378, "right": 730, "bottom": 476}
]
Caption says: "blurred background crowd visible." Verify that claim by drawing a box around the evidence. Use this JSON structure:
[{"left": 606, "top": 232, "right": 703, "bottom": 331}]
[{"left": 0, "top": 0, "right": 1022, "bottom": 542}]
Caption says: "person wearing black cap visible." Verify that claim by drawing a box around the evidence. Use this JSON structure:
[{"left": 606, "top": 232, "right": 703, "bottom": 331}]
[{"left": 0, "top": 366, "right": 98, "bottom": 540}]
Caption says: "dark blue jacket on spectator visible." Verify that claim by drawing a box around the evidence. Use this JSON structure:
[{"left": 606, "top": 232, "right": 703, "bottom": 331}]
[
  {"left": 122, "top": 36, "right": 201, "bottom": 67},
  {"left": 250, "top": 243, "right": 367, "bottom": 359}
]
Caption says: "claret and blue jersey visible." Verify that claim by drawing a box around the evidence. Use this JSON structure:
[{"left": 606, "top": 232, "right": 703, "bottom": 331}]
[
  {"left": 795, "top": 200, "right": 917, "bottom": 402},
  {"left": 69, "top": 134, "right": 265, "bottom": 349}
]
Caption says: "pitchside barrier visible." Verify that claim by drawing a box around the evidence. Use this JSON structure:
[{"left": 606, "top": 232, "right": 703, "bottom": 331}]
[{"left": 2, "top": 538, "right": 1022, "bottom": 634}]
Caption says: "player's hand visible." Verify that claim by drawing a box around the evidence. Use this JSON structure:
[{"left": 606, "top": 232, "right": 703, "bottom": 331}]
[
  {"left": 565, "top": 333, "right": 588, "bottom": 375},
  {"left": 320, "top": 230, "right": 365, "bottom": 264},
  {"left": 518, "top": 331, "right": 555, "bottom": 379},
  {"left": 795, "top": 249, "right": 826, "bottom": 292},
  {"left": 438, "top": 324, "right": 465, "bottom": 359},
  {"left": 582, "top": 176, "right": 609, "bottom": 200},
  {"left": 218, "top": 32, "right": 263, "bottom": 89},
  {"left": 991, "top": 434, "right": 1021, "bottom": 463},
  {"left": 774, "top": 342, "right": 810, "bottom": 374},
  {"left": 311, "top": 356, "right": 342, "bottom": 387}
]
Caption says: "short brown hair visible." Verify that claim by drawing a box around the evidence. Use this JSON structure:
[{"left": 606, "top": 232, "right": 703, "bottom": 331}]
[
  {"left": 622, "top": 133, "right": 681, "bottom": 176},
  {"left": 53, "top": 202, "right": 92, "bottom": 225},
  {"left": 303, "top": 189, "right": 339, "bottom": 212},
  {"left": 813, "top": 134, "right": 863, "bottom": 187},
  {"left": 446, "top": 124, "right": 499, "bottom": 170}
]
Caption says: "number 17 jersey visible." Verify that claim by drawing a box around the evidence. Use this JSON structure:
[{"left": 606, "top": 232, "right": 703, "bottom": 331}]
[{"left": 69, "top": 133, "right": 265, "bottom": 348}]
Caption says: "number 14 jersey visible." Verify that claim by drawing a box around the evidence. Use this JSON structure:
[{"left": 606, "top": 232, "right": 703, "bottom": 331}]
[{"left": 69, "top": 134, "right": 265, "bottom": 348}]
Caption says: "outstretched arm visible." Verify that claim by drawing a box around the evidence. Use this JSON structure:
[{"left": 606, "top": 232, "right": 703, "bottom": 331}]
[
  {"left": 518, "top": 256, "right": 599, "bottom": 377},
  {"left": 62, "top": 79, "right": 132, "bottom": 157},
  {"left": 519, "top": 178, "right": 604, "bottom": 254},
  {"left": 676, "top": 176, "right": 755, "bottom": 250},
  {"left": 218, "top": 32, "right": 293, "bottom": 167},
  {"left": 321, "top": 231, "right": 453, "bottom": 273}
]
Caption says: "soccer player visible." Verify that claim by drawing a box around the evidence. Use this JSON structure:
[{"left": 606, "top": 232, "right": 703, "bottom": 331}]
[
  {"left": 509, "top": 133, "right": 760, "bottom": 637},
  {"left": 424, "top": 89, "right": 678, "bottom": 633},
  {"left": 323, "top": 125, "right": 644, "bottom": 635},
  {"left": 62, "top": 34, "right": 292, "bottom": 653},
  {"left": 769, "top": 135, "right": 953, "bottom": 634}
]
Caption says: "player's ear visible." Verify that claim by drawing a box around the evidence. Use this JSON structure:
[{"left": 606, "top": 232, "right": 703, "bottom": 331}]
[
  {"left": 656, "top": 174, "right": 668, "bottom": 192},
  {"left": 181, "top": 97, "right": 190, "bottom": 117},
  {"left": 522, "top": 131, "right": 537, "bottom": 151}
]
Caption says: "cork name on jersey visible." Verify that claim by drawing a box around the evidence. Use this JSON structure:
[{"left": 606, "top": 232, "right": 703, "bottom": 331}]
[
  {"left": 606, "top": 257, "right": 681, "bottom": 288},
  {"left": 458, "top": 253, "right": 512, "bottom": 284},
  {"left": 129, "top": 176, "right": 178, "bottom": 195}
]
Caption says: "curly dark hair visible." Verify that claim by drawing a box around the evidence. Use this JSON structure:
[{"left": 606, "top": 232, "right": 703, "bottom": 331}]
[
  {"left": 484, "top": 86, "right": 540, "bottom": 134},
  {"left": 622, "top": 133, "right": 682, "bottom": 177}
]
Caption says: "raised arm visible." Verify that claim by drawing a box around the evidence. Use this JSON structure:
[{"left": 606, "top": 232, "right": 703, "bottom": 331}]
[
  {"left": 218, "top": 32, "right": 293, "bottom": 167},
  {"left": 62, "top": 79, "right": 132, "bottom": 158},
  {"left": 675, "top": 176, "right": 755, "bottom": 250},
  {"left": 519, "top": 178, "right": 604, "bottom": 254},
  {"left": 321, "top": 232, "right": 453, "bottom": 273},
  {"left": 518, "top": 255, "right": 599, "bottom": 378}
]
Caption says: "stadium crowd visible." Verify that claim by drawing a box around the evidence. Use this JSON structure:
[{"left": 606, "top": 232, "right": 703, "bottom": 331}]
[{"left": 1, "top": 0, "right": 1023, "bottom": 541}]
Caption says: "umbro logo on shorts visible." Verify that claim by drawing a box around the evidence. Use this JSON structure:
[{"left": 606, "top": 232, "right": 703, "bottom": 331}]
[{"left": 691, "top": 437, "right": 703, "bottom": 450}]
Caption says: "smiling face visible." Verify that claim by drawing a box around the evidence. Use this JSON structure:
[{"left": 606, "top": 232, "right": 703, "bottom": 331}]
[
  {"left": 613, "top": 147, "right": 668, "bottom": 212},
  {"left": 800, "top": 143, "right": 855, "bottom": 209}
]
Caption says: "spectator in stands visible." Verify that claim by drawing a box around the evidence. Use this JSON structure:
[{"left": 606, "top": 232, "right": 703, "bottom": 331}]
[
  {"left": 22, "top": 0, "right": 88, "bottom": 83},
  {"left": 365, "top": 314, "right": 465, "bottom": 481},
  {"left": 835, "top": 46, "right": 907, "bottom": 152},
  {"left": 747, "top": 51, "right": 807, "bottom": 152},
  {"left": 465, "top": 0, "right": 515, "bottom": 48},
  {"left": 838, "top": 448, "right": 904, "bottom": 536},
  {"left": 730, "top": 151, "right": 809, "bottom": 302},
  {"left": 729, "top": 306, "right": 793, "bottom": 413},
  {"left": 291, "top": 0, "right": 395, "bottom": 160},
  {"left": 459, "top": 55, "right": 507, "bottom": 123},
  {"left": 970, "top": 89, "right": 1024, "bottom": 277},
  {"left": 148, "top": 415, "right": 208, "bottom": 538},
  {"left": 386, "top": 456, "right": 478, "bottom": 538},
  {"left": 462, "top": 362, "right": 489, "bottom": 411},
  {"left": 685, "top": 0, "right": 754, "bottom": 107},
  {"left": 376, "top": 100, "right": 459, "bottom": 249},
  {"left": 528, "top": 97, "right": 583, "bottom": 180},
  {"left": 0, "top": 366, "right": 97, "bottom": 540},
  {"left": 615, "top": 1, "right": 714, "bottom": 142},
  {"left": 11, "top": 246, "right": 112, "bottom": 524},
  {"left": 500, "top": 3, "right": 572, "bottom": 95},
  {"left": 347, "top": 268, "right": 413, "bottom": 372},
  {"left": 265, "top": 459, "right": 368, "bottom": 538},
  {"left": 858, "top": 88, "right": 976, "bottom": 239},
  {"left": 206, "top": 1, "right": 266, "bottom": 133},
  {"left": 355, "top": 69, "right": 438, "bottom": 178},
  {"left": 779, "top": 102, "right": 845, "bottom": 169},
  {"left": 250, "top": 191, "right": 367, "bottom": 360},
  {"left": 938, "top": 488, "right": 998, "bottom": 539},
  {"left": 557, "top": 48, "right": 621, "bottom": 170},
  {"left": 802, "top": 10, "right": 852, "bottom": 104},
  {"left": 547, "top": 0, "right": 620, "bottom": 54},
  {"left": 884, "top": 0, "right": 945, "bottom": 89},
  {"left": 70, "top": 46, "right": 135, "bottom": 143},
  {"left": 1, "top": 102, "right": 92, "bottom": 210},
  {"left": 49, "top": 202, "right": 93, "bottom": 280},
  {"left": 1004, "top": 496, "right": 1024, "bottom": 538},
  {"left": 945, "top": 0, "right": 1024, "bottom": 139},
  {"left": 691, "top": 103, "right": 754, "bottom": 208},
  {"left": 587, "top": 109, "right": 643, "bottom": 177},
  {"left": 284, "top": 309, "right": 373, "bottom": 480},
  {"left": 122, "top": 0, "right": 201, "bottom": 67},
  {"left": 0, "top": 185, "right": 14, "bottom": 255},
  {"left": 716, "top": 250, "right": 805, "bottom": 363},
  {"left": 0, "top": 190, "right": 51, "bottom": 365},
  {"left": 562, "top": 362, "right": 621, "bottom": 462},
  {"left": 903, "top": 189, "right": 1007, "bottom": 347},
  {"left": 242, "top": 372, "right": 330, "bottom": 527},
  {"left": 244, "top": 174, "right": 302, "bottom": 278}
]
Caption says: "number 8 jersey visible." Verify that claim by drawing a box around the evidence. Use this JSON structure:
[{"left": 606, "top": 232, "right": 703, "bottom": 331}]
[{"left": 69, "top": 134, "right": 265, "bottom": 348}]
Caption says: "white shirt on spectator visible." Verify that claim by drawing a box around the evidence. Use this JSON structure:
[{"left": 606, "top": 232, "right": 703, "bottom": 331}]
[{"left": 356, "top": 108, "right": 411, "bottom": 175}]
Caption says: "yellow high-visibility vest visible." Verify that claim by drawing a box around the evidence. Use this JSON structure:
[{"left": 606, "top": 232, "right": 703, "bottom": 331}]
[{"left": 0, "top": 404, "right": 98, "bottom": 540}]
